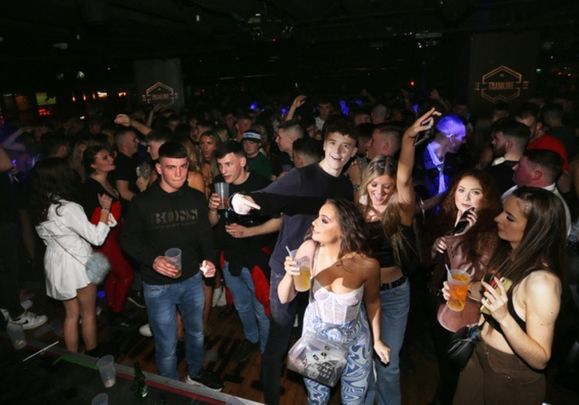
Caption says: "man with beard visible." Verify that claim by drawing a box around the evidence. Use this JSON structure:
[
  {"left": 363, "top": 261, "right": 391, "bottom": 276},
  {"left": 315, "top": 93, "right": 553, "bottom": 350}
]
[{"left": 485, "top": 118, "right": 530, "bottom": 194}]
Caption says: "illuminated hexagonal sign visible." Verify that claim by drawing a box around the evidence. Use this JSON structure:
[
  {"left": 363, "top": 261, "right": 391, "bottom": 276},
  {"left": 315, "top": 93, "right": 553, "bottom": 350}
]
[
  {"left": 142, "top": 82, "right": 177, "bottom": 106},
  {"left": 474, "top": 65, "right": 529, "bottom": 103}
]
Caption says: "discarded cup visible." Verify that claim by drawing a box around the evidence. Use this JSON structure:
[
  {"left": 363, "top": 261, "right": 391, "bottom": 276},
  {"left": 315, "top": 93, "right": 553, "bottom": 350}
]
[
  {"left": 96, "top": 355, "right": 116, "bottom": 388},
  {"left": 91, "top": 393, "right": 109, "bottom": 405},
  {"left": 165, "top": 248, "right": 182, "bottom": 278},
  {"left": 7, "top": 323, "right": 27, "bottom": 350}
]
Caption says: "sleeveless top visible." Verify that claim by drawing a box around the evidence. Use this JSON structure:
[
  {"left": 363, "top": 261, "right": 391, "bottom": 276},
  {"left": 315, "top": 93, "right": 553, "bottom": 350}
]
[
  {"left": 483, "top": 292, "right": 526, "bottom": 334},
  {"left": 366, "top": 221, "right": 414, "bottom": 269},
  {"left": 311, "top": 278, "right": 364, "bottom": 325}
]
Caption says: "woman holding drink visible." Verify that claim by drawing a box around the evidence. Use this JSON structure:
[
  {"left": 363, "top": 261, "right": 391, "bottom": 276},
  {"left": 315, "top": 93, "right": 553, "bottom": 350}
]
[
  {"left": 427, "top": 169, "right": 501, "bottom": 404},
  {"left": 279, "top": 199, "right": 390, "bottom": 405},
  {"left": 359, "top": 108, "right": 440, "bottom": 405},
  {"left": 447, "top": 187, "right": 567, "bottom": 404}
]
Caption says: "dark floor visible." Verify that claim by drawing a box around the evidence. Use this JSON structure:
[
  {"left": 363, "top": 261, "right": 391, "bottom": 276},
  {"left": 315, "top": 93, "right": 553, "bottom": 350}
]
[{"left": 5, "top": 258, "right": 579, "bottom": 405}]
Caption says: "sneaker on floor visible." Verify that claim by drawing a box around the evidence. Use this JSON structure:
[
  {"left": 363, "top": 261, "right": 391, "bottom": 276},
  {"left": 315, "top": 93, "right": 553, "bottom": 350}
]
[
  {"left": 139, "top": 323, "right": 152, "bottom": 337},
  {"left": 185, "top": 369, "right": 224, "bottom": 391},
  {"left": 11, "top": 311, "right": 48, "bottom": 330}
]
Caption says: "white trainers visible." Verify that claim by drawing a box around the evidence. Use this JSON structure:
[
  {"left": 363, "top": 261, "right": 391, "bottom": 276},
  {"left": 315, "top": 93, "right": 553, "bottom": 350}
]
[
  {"left": 139, "top": 323, "right": 152, "bottom": 337},
  {"left": 10, "top": 311, "right": 48, "bottom": 330}
]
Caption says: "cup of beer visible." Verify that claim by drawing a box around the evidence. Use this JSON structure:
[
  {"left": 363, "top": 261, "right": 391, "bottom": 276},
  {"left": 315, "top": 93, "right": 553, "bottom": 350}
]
[
  {"left": 290, "top": 250, "right": 311, "bottom": 292},
  {"left": 446, "top": 267, "right": 474, "bottom": 312}
]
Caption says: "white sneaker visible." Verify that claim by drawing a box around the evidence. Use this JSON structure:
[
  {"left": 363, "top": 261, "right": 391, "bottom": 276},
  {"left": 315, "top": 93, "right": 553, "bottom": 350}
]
[
  {"left": 10, "top": 311, "right": 48, "bottom": 330},
  {"left": 139, "top": 323, "right": 152, "bottom": 337}
]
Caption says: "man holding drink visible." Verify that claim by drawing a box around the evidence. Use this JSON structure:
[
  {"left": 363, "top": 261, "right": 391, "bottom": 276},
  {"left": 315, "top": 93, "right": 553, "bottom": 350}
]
[
  {"left": 121, "top": 142, "right": 222, "bottom": 389},
  {"left": 208, "top": 141, "right": 280, "bottom": 359}
]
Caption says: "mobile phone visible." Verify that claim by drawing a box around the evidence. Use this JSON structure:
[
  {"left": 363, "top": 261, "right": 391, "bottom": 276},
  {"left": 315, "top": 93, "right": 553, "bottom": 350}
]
[
  {"left": 449, "top": 207, "right": 474, "bottom": 235},
  {"left": 480, "top": 276, "right": 513, "bottom": 315}
]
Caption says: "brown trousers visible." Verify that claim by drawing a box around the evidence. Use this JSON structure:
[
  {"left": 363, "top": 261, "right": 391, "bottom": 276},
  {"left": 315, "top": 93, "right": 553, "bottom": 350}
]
[{"left": 453, "top": 340, "right": 545, "bottom": 405}]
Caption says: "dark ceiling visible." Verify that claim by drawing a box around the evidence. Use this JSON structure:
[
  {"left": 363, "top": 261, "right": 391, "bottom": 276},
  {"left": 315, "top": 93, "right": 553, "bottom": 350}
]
[{"left": 1, "top": 0, "right": 578, "bottom": 90}]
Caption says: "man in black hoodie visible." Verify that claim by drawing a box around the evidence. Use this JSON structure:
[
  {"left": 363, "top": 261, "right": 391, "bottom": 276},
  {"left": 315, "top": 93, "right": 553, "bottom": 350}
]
[{"left": 121, "top": 142, "right": 222, "bottom": 390}]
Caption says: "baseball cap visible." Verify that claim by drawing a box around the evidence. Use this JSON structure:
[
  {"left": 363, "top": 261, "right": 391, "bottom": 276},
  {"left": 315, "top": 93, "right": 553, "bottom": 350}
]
[{"left": 242, "top": 131, "right": 262, "bottom": 142}]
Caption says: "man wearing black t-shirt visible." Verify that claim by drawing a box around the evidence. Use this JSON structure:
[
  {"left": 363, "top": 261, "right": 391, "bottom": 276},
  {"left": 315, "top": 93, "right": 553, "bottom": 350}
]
[
  {"left": 208, "top": 141, "right": 280, "bottom": 361},
  {"left": 112, "top": 128, "right": 141, "bottom": 213}
]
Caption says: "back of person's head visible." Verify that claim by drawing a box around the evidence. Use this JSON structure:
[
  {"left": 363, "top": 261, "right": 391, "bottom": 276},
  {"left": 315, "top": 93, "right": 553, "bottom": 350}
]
[
  {"left": 29, "top": 157, "right": 78, "bottom": 223},
  {"left": 215, "top": 140, "right": 246, "bottom": 160},
  {"left": 115, "top": 127, "right": 135, "bottom": 144},
  {"left": 292, "top": 137, "right": 323, "bottom": 165},
  {"left": 516, "top": 102, "right": 540, "bottom": 121},
  {"left": 541, "top": 103, "right": 564, "bottom": 126},
  {"left": 278, "top": 119, "right": 305, "bottom": 138},
  {"left": 148, "top": 128, "right": 173, "bottom": 143},
  {"left": 41, "top": 132, "right": 69, "bottom": 158},
  {"left": 374, "top": 124, "right": 402, "bottom": 153},
  {"left": 322, "top": 116, "right": 358, "bottom": 143},
  {"left": 523, "top": 149, "right": 563, "bottom": 184},
  {"left": 506, "top": 186, "right": 567, "bottom": 282},
  {"left": 158, "top": 141, "right": 188, "bottom": 160}
]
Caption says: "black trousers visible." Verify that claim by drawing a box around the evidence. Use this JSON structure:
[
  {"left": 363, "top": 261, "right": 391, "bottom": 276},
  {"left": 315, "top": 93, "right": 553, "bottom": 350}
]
[{"left": 0, "top": 222, "right": 24, "bottom": 321}]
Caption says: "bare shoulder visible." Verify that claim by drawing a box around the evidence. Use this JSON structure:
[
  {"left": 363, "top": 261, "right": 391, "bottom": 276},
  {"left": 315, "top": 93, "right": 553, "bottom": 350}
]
[
  {"left": 521, "top": 270, "right": 562, "bottom": 304},
  {"left": 343, "top": 253, "right": 379, "bottom": 273}
]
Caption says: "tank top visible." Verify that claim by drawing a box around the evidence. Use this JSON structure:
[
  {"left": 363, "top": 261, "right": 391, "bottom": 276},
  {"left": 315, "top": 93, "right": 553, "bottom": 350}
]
[
  {"left": 366, "top": 221, "right": 414, "bottom": 269},
  {"left": 483, "top": 292, "right": 526, "bottom": 334}
]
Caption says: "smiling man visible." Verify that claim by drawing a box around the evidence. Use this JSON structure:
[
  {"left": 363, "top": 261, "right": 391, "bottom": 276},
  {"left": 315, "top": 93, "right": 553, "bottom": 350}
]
[
  {"left": 121, "top": 142, "right": 222, "bottom": 390},
  {"left": 233, "top": 117, "right": 358, "bottom": 405}
]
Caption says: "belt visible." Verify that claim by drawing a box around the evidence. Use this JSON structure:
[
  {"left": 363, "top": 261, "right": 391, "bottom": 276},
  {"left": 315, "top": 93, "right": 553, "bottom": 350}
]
[{"left": 380, "top": 275, "right": 407, "bottom": 291}]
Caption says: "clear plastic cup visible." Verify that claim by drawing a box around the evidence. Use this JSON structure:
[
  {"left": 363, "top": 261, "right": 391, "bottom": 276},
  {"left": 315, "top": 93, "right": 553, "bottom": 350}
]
[
  {"left": 91, "top": 393, "right": 109, "bottom": 405},
  {"left": 165, "top": 248, "right": 182, "bottom": 278},
  {"left": 214, "top": 182, "right": 229, "bottom": 209},
  {"left": 289, "top": 249, "right": 311, "bottom": 292},
  {"left": 96, "top": 355, "right": 116, "bottom": 388}
]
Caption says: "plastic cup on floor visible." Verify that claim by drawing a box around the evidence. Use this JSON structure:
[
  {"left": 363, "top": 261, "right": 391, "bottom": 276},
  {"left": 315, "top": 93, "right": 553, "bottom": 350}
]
[
  {"left": 91, "top": 393, "right": 109, "bottom": 405},
  {"left": 96, "top": 355, "right": 116, "bottom": 388}
]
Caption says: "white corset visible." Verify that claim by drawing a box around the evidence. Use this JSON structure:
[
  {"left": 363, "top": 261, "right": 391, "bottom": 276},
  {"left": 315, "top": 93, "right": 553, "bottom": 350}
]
[{"left": 311, "top": 279, "right": 364, "bottom": 325}]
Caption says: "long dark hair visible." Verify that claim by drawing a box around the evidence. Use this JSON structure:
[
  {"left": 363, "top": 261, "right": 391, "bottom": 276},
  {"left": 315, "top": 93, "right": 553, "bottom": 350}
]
[
  {"left": 82, "top": 144, "right": 110, "bottom": 176},
  {"left": 489, "top": 187, "right": 567, "bottom": 285},
  {"left": 29, "top": 158, "right": 81, "bottom": 224},
  {"left": 327, "top": 199, "right": 371, "bottom": 258}
]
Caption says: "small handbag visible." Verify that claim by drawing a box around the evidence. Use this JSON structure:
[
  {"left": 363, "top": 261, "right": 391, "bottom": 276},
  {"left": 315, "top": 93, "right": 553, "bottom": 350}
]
[
  {"left": 287, "top": 333, "right": 348, "bottom": 387},
  {"left": 447, "top": 321, "right": 485, "bottom": 369},
  {"left": 41, "top": 226, "right": 111, "bottom": 284}
]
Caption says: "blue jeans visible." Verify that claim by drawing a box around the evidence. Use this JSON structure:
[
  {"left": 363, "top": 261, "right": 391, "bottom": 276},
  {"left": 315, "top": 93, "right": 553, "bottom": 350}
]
[
  {"left": 143, "top": 273, "right": 204, "bottom": 380},
  {"left": 222, "top": 262, "right": 270, "bottom": 352},
  {"left": 365, "top": 279, "right": 410, "bottom": 405}
]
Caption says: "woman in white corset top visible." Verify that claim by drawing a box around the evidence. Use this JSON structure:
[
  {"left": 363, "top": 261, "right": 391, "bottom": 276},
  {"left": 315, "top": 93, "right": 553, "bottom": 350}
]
[{"left": 278, "top": 199, "right": 390, "bottom": 405}]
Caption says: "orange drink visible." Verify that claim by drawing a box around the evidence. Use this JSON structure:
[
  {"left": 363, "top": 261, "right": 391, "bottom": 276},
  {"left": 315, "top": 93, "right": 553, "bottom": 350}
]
[
  {"left": 294, "top": 265, "right": 311, "bottom": 292},
  {"left": 447, "top": 269, "right": 473, "bottom": 312}
]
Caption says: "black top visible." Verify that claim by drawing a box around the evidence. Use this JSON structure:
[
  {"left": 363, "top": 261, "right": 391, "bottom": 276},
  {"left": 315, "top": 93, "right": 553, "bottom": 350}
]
[
  {"left": 484, "top": 291, "right": 526, "bottom": 334},
  {"left": 111, "top": 153, "right": 140, "bottom": 197},
  {"left": 485, "top": 160, "right": 518, "bottom": 195},
  {"left": 366, "top": 221, "right": 415, "bottom": 270},
  {"left": 120, "top": 182, "right": 217, "bottom": 285},
  {"left": 81, "top": 177, "right": 119, "bottom": 218},
  {"left": 251, "top": 163, "right": 353, "bottom": 270},
  {"left": 212, "top": 172, "right": 275, "bottom": 276}
]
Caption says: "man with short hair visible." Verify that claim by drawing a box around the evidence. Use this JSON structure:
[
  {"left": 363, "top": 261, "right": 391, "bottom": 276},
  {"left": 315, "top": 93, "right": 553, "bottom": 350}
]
[
  {"left": 273, "top": 119, "right": 304, "bottom": 176},
  {"left": 120, "top": 142, "right": 222, "bottom": 389},
  {"left": 416, "top": 114, "right": 467, "bottom": 199},
  {"left": 292, "top": 137, "right": 323, "bottom": 168},
  {"left": 112, "top": 128, "right": 141, "bottom": 210},
  {"left": 208, "top": 141, "right": 280, "bottom": 360},
  {"left": 315, "top": 99, "right": 334, "bottom": 131},
  {"left": 242, "top": 130, "right": 273, "bottom": 180},
  {"left": 232, "top": 118, "right": 358, "bottom": 405},
  {"left": 371, "top": 103, "right": 388, "bottom": 124},
  {"left": 486, "top": 118, "right": 530, "bottom": 194},
  {"left": 503, "top": 149, "right": 571, "bottom": 232},
  {"left": 235, "top": 115, "right": 253, "bottom": 142},
  {"left": 366, "top": 124, "right": 402, "bottom": 160}
]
